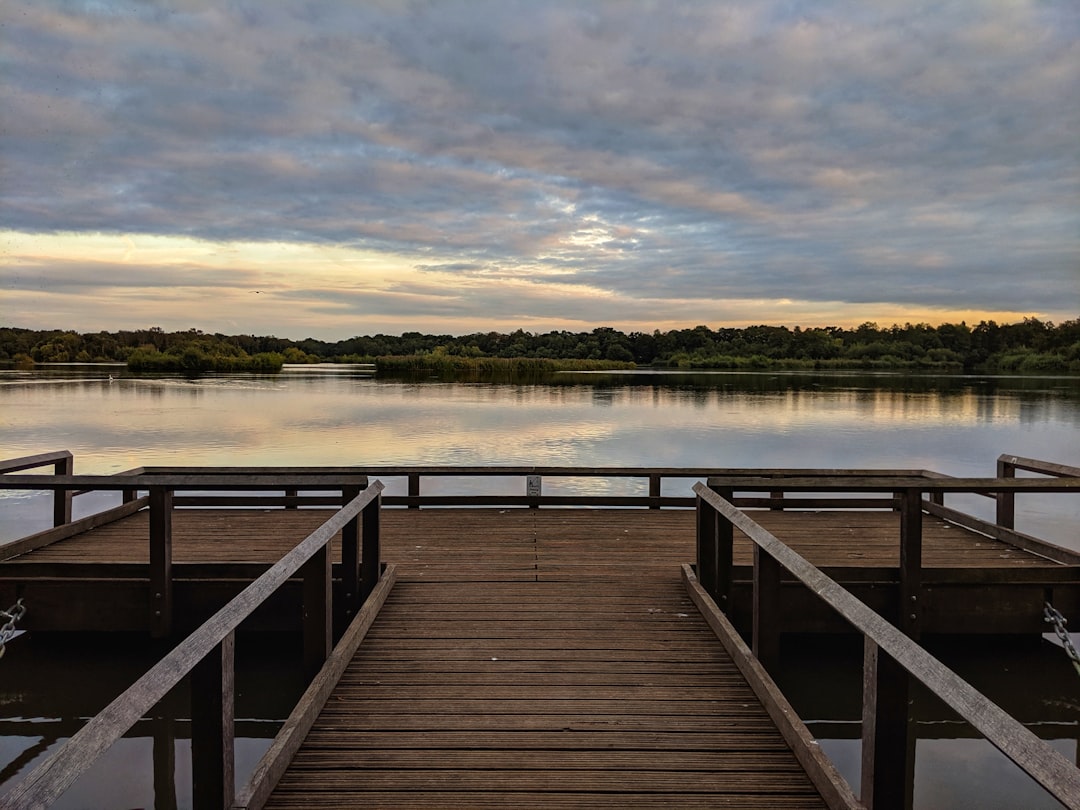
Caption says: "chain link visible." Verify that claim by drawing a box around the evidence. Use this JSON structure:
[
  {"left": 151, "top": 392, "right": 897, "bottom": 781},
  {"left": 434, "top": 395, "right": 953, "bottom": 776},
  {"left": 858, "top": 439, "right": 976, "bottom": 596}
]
[
  {"left": 0, "top": 598, "right": 26, "bottom": 660},
  {"left": 1044, "top": 602, "right": 1080, "bottom": 677}
]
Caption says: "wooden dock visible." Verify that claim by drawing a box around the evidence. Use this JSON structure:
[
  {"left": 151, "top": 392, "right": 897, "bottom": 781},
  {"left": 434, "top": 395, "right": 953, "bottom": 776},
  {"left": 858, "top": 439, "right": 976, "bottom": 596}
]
[{"left": 2, "top": 454, "right": 1079, "bottom": 808}]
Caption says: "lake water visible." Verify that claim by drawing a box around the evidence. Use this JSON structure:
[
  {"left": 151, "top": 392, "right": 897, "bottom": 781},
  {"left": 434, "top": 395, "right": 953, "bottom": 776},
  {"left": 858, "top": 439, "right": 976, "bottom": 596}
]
[{"left": 1, "top": 365, "right": 1078, "bottom": 807}]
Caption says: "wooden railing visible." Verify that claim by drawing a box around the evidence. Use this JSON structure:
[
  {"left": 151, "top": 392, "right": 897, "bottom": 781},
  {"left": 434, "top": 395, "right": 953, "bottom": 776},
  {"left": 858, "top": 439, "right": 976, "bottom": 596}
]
[
  {"left": 0, "top": 451, "right": 74, "bottom": 527},
  {"left": 2, "top": 481, "right": 390, "bottom": 810},
  {"left": 137, "top": 463, "right": 938, "bottom": 509},
  {"left": 692, "top": 481, "right": 1080, "bottom": 810},
  {"left": 0, "top": 470, "right": 373, "bottom": 636},
  {"left": 997, "top": 453, "right": 1080, "bottom": 529}
]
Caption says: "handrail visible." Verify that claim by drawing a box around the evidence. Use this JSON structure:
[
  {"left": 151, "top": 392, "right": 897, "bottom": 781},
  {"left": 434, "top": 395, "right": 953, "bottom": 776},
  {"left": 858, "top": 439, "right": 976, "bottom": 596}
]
[
  {"left": 997, "top": 454, "right": 1080, "bottom": 531},
  {"left": 692, "top": 481, "right": 1080, "bottom": 809},
  {"left": 0, "top": 451, "right": 73, "bottom": 527},
  {"left": 3, "top": 481, "right": 385, "bottom": 810}
]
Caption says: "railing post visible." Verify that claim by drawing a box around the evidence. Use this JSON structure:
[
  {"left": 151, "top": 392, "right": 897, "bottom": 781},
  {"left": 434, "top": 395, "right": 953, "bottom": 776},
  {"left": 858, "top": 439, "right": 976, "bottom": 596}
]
[
  {"left": 191, "top": 630, "right": 235, "bottom": 810},
  {"left": 285, "top": 487, "right": 299, "bottom": 509},
  {"left": 648, "top": 474, "right": 661, "bottom": 509},
  {"left": 752, "top": 545, "right": 782, "bottom": 672},
  {"left": 339, "top": 486, "right": 361, "bottom": 628},
  {"left": 899, "top": 488, "right": 922, "bottom": 640},
  {"left": 52, "top": 454, "right": 73, "bottom": 527},
  {"left": 152, "top": 717, "right": 178, "bottom": 810},
  {"left": 715, "top": 488, "right": 733, "bottom": 609},
  {"left": 996, "top": 457, "right": 1015, "bottom": 530},
  {"left": 695, "top": 494, "right": 718, "bottom": 597},
  {"left": 360, "top": 491, "right": 381, "bottom": 604},
  {"left": 301, "top": 544, "right": 331, "bottom": 679},
  {"left": 149, "top": 486, "right": 173, "bottom": 638},
  {"left": 408, "top": 472, "right": 420, "bottom": 509},
  {"left": 861, "top": 637, "right": 913, "bottom": 810},
  {"left": 769, "top": 489, "right": 784, "bottom": 511}
]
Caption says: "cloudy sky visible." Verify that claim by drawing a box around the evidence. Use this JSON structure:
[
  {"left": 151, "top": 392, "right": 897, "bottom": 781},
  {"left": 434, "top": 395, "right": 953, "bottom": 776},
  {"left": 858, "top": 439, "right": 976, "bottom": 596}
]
[{"left": 2, "top": 1, "right": 1077, "bottom": 339}]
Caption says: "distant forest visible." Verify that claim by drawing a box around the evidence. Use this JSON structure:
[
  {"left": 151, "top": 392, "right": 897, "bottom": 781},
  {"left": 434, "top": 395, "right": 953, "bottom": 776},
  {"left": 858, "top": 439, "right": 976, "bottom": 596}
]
[{"left": 2, "top": 317, "right": 1078, "bottom": 374}]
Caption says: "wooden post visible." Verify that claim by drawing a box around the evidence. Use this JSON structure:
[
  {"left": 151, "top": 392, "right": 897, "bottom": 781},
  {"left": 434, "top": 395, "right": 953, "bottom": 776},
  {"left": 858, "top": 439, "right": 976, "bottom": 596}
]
[
  {"left": 715, "top": 488, "right": 734, "bottom": 609},
  {"left": 769, "top": 489, "right": 784, "bottom": 511},
  {"left": 152, "top": 717, "right": 177, "bottom": 810},
  {"left": 191, "top": 631, "right": 235, "bottom": 810},
  {"left": 753, "top": 545, "right": 782, "bottom": 672},
  {"left": 301, "top": 544, "right": 332, "bottom": 679},
  {"left": 695, "top": 494, "right": 717, "bottom": 597},
  {"left": 996, "top": 457, "right": 1015, "bottom": 530},
  {"left": 284, "top": 487, "right": 298, "bottom": 509},
  {"left": 898, "top": 488, "right": 922, "bottom": 640},
  {"left": 340, "top": 486, "right": 361, "bottom": 625},
  {"left": 648, "top": 474, "right": 661, "bottom": 509},
  {"left": 861, "top": 637, "right": 913, "bottom": 810},
  {"left": 408, "top": 473, "right": 420, "bottom": 509},
  {"left": 360, "top": 492, "right": 381, "bottom": 603},
  {"left": 52, "top": 455, "right": 73, "bottom": 527},
  {"left": 149, "top": 487, "right": 173, "bottom": 638}
]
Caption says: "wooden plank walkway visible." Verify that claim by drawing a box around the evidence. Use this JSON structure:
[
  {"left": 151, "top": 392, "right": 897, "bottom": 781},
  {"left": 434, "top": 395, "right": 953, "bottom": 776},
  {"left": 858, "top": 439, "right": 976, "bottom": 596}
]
[{"left": 263, "top": 577, "right": 830, "bottom": 809}]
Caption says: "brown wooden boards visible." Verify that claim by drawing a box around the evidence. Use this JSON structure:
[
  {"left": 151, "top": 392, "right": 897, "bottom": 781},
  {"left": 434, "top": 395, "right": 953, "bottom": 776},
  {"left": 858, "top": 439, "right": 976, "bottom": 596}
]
[{"left": 261, "top": 578, "right": 830, "bottom": 809}]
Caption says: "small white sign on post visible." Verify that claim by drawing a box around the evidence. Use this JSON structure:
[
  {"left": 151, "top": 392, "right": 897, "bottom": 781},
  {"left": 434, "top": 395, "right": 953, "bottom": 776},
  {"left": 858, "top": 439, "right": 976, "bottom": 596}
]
[{"left": 526, "top": 475, "right": 542, "bottom": 498}]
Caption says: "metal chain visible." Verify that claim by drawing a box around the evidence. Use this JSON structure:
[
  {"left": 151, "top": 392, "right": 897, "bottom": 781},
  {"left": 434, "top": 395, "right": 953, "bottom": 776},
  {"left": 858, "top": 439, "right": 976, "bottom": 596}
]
[
  {"left": 0, "top": 598, "right": 26, "bottom": 660},
  {"left": 1044, "top": 602, "right": 1080, "bottom": 677}
]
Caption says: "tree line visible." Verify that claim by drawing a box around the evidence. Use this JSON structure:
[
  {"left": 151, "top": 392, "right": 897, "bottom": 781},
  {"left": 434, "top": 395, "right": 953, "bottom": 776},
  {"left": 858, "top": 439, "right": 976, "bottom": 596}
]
[{"left": 1, "top": 318, "right": 1078, "bottom": 373}]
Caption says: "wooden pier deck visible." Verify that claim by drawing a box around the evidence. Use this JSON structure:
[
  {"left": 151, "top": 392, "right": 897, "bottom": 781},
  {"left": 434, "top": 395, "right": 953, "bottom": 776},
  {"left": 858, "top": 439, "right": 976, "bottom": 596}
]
[
  {"left": 2, "top": 507, "right": 1073, "bottom": 636},
  {"left": 3, "top": 457, "right": 1080, "bottom": 808},
  {"left": 265, "top": 577, "right": 830, "bottom": 809}
]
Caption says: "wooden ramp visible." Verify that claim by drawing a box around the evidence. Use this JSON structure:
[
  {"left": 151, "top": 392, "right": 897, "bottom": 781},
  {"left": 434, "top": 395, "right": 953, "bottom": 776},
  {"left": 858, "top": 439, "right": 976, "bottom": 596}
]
[{"left": 264, "top": 577, "right": 832, "bottom": 809}]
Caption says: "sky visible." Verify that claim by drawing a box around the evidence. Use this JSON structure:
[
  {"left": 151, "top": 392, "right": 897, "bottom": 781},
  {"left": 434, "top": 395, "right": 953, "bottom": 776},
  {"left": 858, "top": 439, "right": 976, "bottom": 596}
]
[{"left": 1, "top": 1, "right": 1078, "bottom": 340}]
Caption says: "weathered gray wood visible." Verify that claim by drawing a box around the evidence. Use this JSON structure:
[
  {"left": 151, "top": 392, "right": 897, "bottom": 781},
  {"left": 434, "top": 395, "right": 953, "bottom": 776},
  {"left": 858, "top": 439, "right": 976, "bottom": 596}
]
[
  {"left": 2, "top": 481, "right": 385, "bottom": 810},
  {"left": 695, "top": 494, "right": 717, "bottom": 597},
  {"left": 192, "top": 631, "right": 235, "bottom": 809},
  {"left": 998, "top": 453, "right": 1080, "bottom": 478},
  {"left": 705, "top": 475, "right": 1080, "bottom": 493},
  {"left": 236, "top": 565, "right": 398, "bottom": 810},
  {"left": 0, "top": 496, "right": 149, "bottom": 561},
  {"left": 682, "top": 565, "right": 861, "bottom": 810},
  {"left": 861, "top": 638, "right": 913, "bottom": 810},
  {"left": 0, "top": 450, "right": 73, "bottom": 474},
  {"left": 149, "top": 487, "right": 174, "bottom": 638},
  {"left": 924, "top": 500, "right": 1080, "bottom": 565},
  {"left": 692, "top": 482, "right": 1080, "bottom": 807}
]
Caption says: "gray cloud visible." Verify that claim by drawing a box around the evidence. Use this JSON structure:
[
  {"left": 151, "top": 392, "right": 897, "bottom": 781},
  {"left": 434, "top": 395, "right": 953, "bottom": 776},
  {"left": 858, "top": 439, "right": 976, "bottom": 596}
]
[{"left": 2, "top": 0, "right": 1078, "bottom": 330}]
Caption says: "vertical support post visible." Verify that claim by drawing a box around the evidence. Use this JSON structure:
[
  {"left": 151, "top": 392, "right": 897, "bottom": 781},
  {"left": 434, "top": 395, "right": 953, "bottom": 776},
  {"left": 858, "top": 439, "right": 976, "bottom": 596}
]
[
  {"left": 285, "top": 487, "right": 299, "bottom": 509},
  {"left": 192, "top": 631, "right": 235, "bottom": 810},
  {"left": 408, "top": 472, "right": 420, "bottom": 509},
  {"left": 861, "top": 637, "right": 913, "bottom": 810},
  {"left": 769, "top": 489, "right": 784, "bottom": 511},
  {"left": 752, "top": 545, "right": 782, "bottom": 672},
  {"left": 996, "top": 457, "right": 1015, "bottom": 530},
  {"left": 648, "top": 474, "right": 661, "bottom": 509},
  {"left": 52, "top": 454, "right": 73, "bottom": 527},
  {"left": 360, "top": 491, "right": 381, "bottom": 604},
  {"left": 695, "top": 494, "right": 717, "bottom": 597},
  {"left": 899, "top": 488, "right": 922, "bottom": 640},
  {"left": 152, "top": 717, "right": 178, "bottom": 810},
  {"left": 714, "top": 487, "right": 734, "bottom": 609},
  {"left": 302, "top": 544, "right": 332, "bottom": 679},
  {"left": 122, "top": 486, "right": 137, "bottom": 504},
  {"left": 149, "top": 487, "right": 173, "bottom": 638},
  {"left": 340, "top": 485, "right": 361, "bottom": 626}
]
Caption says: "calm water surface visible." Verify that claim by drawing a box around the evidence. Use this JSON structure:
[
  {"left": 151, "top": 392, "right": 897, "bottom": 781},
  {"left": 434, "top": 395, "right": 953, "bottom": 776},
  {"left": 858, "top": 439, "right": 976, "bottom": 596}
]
[{"left": 1, "top": 366, "right": 1078, "bottom": 807}]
